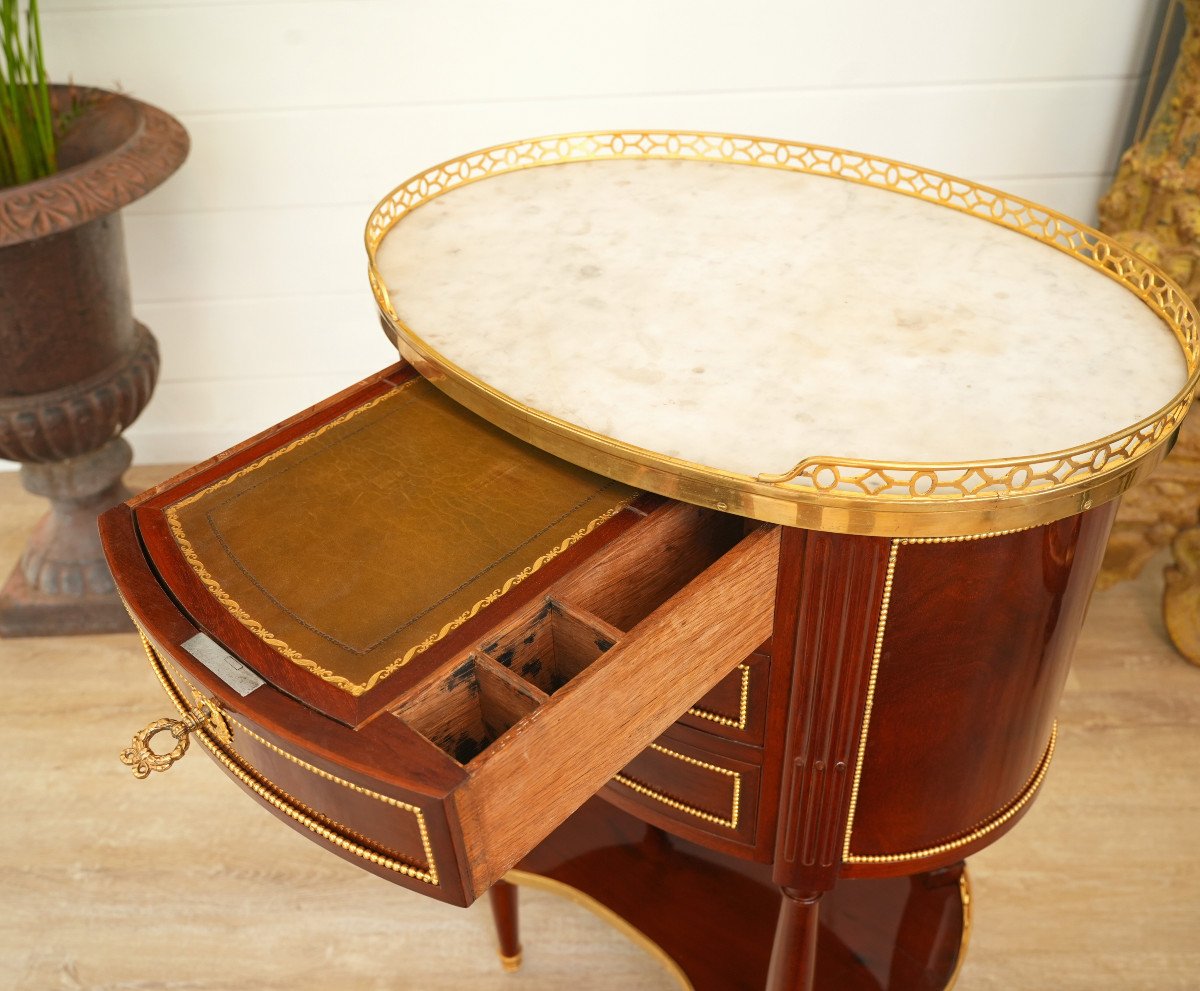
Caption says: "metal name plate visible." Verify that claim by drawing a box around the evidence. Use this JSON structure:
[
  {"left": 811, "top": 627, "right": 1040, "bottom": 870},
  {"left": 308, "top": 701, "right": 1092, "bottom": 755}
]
[{"left": 182, "top": 633, "right": 266, "bottom": 697}]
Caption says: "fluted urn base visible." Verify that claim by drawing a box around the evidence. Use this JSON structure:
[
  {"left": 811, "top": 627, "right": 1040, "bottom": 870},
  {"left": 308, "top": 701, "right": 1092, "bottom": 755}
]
[{"left": 0, "top": 438, "right": 136, "bottom": 637}]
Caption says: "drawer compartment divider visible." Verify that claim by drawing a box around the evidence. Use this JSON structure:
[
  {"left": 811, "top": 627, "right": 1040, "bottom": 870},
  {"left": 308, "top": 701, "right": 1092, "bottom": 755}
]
[{"left": 451, "top": 523, "right": 780, "bottom": 895}]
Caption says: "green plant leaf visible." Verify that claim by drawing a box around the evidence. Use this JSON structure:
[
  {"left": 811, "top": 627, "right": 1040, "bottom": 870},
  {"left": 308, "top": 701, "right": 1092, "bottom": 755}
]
[{"left": 0, "top": 0, "right": 58, "bottom": 187}]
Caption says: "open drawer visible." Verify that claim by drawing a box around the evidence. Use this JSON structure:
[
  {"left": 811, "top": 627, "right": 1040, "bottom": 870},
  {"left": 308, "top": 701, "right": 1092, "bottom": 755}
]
[{"left": 104, "top": 363, "right": 779, "bottom": 906}]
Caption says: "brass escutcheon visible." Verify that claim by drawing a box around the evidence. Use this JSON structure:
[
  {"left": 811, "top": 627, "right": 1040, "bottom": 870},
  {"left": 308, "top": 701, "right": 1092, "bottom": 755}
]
[{"left": 120, "top": 704, "right": 214, "bottom": 779}]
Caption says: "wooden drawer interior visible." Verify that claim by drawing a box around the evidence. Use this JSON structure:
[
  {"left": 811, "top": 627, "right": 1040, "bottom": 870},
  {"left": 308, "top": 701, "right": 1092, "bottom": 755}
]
[
  {"left": 388, "top": 502, "right": 755, "bottom": 772},
  {"left": 481, "top": 601, "right": 618, "bottom": 696},
  {"left": 554, "top": 508, "right": 746, "bottom": 632},
  {"left": 394, "top": 655, "right": 544, "bottom": 765},
  {"left": 387, "top": 502, "right": 778, "bottom": 895}
]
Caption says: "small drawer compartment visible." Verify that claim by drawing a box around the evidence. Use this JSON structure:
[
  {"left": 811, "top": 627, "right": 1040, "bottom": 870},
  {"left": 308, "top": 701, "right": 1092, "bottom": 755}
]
[
  {"left": 603, "top": 732, "right": 762, "bottom": 847},
  {"left": 384, "top": 503, "right": 778, "bottom": 894},
  {"left": 678, "top": 650, "right": 770, "bottom": 744},
  {"left": 394, "top": 599, "right": 625, "bottom": 767},
  {"left": 393, "top": 656, "right": 544, "bottom": 764},
  {"left": 481, "top": 601, "right": 619, "bottom": 697}
]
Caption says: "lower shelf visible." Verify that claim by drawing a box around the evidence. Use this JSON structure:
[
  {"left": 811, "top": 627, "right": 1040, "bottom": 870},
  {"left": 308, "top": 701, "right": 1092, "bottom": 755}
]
[{"left": 512, "top": 797, "right": 969, "bottom": 991}]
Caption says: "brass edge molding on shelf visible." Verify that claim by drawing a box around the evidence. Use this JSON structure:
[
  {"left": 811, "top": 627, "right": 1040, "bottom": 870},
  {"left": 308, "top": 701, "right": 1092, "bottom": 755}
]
[
  {"left": 505, "top": 866, "right": 971, "bottom": 991},
  {"left": 945, "top": 869, "right": 974, "bottom": 991},
  {"left": 364, "top": 130, "right": 1200, "bottom": 538},
  {"left": 612, "top": 743, "right": 741, "bottom": 830},
  {"left": 135, "top": 630, "right": 440, "bottom": 886},
  {"left": 505, "top": 870, "right": 694, "bottom": 991},
  {"left": 685, "top": 662, "right": 750, "bottom": 729},
  {"left": 165, "top": 380, "right": 635, "bottom": 696}
]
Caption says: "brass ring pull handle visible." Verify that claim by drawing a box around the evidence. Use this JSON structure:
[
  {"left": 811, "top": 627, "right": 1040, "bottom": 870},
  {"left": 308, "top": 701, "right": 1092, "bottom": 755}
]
[{"left": 120, "top": 704, "right": 214, "bottom": 779}]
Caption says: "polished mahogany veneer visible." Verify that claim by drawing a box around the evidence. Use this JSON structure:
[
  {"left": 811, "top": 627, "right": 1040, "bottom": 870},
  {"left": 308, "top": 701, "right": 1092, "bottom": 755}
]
[
  {"left": 513, "top": 797, "right": 969, "bottom": 991},
  {"left": 847, "top": 513, "right": 1116, "bottom": 869},
  {"left": 107, "top": 362, "right": 1121, "bottom": 987}
]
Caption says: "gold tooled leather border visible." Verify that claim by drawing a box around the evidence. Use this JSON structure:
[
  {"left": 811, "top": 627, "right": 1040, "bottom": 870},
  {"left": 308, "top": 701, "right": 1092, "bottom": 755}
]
[{"left": 166, "top": 381, "right": 634, "bottom": 696}]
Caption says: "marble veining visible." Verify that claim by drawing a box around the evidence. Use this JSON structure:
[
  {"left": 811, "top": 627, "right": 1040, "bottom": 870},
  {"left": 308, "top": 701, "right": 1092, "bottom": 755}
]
[{"left": 374, "top": 158, "right": 1186, "bottom": 477}]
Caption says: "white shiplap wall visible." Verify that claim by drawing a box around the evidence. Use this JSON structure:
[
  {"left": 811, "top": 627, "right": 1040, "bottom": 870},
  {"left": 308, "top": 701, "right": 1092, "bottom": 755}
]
[{"left": 14, "top": 0, "right": 1161, "bottom": 468}]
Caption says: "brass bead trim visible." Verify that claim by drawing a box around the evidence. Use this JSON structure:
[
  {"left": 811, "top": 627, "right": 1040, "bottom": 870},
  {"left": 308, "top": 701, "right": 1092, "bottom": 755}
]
[
  {"left": 842, "top": 525, "right": 1043, "bottom": 864},
  {"left": 365, "top": 130, "right": 1199, "bottom": 537},
  {"left": 215, "top": 714, "right": 440, "bottom": 886},
  {"left": 845, "top": 723, "right": 1056, "bottom": 865},
  {"left": 165, "top": 381, "right": 634, "bottom": 697},
  {"left": 840, "top": 539, "right": 899, "bottom": 861},
  {"left": 135, "top": 630, "right": 440, "bottom": 886},
  {"left": 685, "top": 663, "right": 750, "bottom": 729},
  {"left": 897, "top": 525, "right": 1038, "bottom": 544},
  {"left": 611, "top": 743, "right": 741, "bottom": 830}
]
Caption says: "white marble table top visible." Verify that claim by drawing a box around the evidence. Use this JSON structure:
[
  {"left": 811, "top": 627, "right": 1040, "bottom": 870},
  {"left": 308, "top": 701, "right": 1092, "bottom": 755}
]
[{"left": 373, "top": 156, "right": 1186, "bottom": 481}]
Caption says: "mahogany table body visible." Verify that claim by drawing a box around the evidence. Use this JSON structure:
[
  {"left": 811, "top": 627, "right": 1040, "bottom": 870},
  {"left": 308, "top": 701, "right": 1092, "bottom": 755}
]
[
  {"left": 109, "top": 132, "right": 1197, "bottom": 990},
  {"left": 106, "top": 364, "right": 1116, "bottom": 990}
]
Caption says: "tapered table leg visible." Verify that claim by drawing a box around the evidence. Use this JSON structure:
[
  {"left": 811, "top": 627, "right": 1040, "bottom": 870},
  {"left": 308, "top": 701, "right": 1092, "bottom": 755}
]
[
  {"left": 765, "top": 888, "right": 822, "bottom": 991},
  {"left": 489, "top": 878, "right": 523, "bottom": 972}
]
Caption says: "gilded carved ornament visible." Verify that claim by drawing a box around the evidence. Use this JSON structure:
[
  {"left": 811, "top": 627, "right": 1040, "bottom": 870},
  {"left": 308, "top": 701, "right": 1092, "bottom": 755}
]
[{"left": 1098, "top": 0, "right": 1200, "bottom": 664}]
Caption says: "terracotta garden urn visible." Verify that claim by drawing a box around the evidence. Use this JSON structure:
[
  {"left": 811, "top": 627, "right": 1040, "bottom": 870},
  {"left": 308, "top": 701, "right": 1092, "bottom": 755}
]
[{"left": 0, "top": 87, "right": 188, "bottom": 636}]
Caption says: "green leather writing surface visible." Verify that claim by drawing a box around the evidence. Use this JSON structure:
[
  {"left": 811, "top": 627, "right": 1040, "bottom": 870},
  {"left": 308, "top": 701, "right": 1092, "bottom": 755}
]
[{"left": 168, "top": 378, "right": 635, "bottom": 696}]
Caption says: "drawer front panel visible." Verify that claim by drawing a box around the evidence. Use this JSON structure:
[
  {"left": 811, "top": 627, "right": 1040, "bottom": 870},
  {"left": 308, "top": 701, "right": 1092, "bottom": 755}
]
[
  {"left": 604, "top": 734, "right": 761, "bottom": 847},
  {"left": 150, "top": 642, "right": 442, "bottom": 889},
  {"left": 677, "top": 650, "right": 769, "bottom": 744}
]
